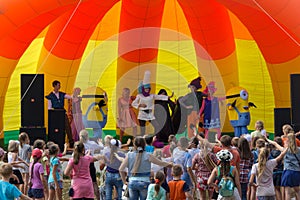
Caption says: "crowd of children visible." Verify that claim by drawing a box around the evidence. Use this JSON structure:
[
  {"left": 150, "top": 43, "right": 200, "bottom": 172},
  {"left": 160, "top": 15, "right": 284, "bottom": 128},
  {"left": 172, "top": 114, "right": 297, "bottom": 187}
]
[{"left": 0, "top": 121, "right": 300, "bottom": 200}]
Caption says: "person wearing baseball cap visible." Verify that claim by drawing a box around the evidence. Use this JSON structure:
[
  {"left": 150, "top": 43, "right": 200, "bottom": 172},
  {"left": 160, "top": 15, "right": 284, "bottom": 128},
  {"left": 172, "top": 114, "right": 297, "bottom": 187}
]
[{"left": 28, "top": 148, "right": 46, "bottom": 200}]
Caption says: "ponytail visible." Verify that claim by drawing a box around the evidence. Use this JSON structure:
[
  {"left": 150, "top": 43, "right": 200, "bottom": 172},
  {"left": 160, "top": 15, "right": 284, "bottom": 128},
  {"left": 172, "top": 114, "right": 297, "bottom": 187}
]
[
  {"left": 73, "top": 142, "right": 85, "bottom": 165},
  {"left": 154, "top": 171, "right": 165, "bottom": 197},
  {"left": 131, "top": 137, "right": 146, "bottom": 175}
]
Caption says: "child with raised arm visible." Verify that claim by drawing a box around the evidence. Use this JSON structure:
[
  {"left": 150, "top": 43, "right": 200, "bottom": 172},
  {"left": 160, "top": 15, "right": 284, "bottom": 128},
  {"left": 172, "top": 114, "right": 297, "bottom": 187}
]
[{"left": 0, "top": 163, "right": 32, "bottom": 200}]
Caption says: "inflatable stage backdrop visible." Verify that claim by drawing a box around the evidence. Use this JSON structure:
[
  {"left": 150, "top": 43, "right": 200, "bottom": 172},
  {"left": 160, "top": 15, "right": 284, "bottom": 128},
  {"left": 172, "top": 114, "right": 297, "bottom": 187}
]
[{"left": 0, "top": 0, "right": 300, "bottom": 140}]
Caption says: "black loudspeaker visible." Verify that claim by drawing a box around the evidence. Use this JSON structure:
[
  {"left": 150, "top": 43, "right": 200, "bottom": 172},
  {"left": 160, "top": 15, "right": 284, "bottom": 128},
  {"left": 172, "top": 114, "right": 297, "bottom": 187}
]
[
  {"left": 21, "top": 74, "right": 44, "bottom": 127},
  {"left": 291, "top": 74, "right": 300, "bottom": 132},
  {"left": 19, "top": 127, "right": 46, "bottom": 146},
  {"left": 274, "top": 108, "right": 291, "bottom": 136},
  {"left": 48, "top": 109, "right": 66, "bottom": 151}
]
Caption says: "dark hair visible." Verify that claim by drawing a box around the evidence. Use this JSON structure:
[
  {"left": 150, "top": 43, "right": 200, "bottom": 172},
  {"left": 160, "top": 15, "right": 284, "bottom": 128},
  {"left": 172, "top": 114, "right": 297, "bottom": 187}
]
[
  {"left": 19, "top": 132, "right": 28, "bottom": 148},
  {"left": 52, "top": 80, "right": 60, "bottom": 87},
  {"left": 33, "top": 139, "right": 45, "bottom": 150},
  {"left": 158, "top": 89, "right": 167, "bottom": 95},
  {"left": 131, "top": 137, "right": 146, "bottom": 175},
  {"left": 154, "top": 171, "right": 165, "bottom": 197},
  {"left": 238, "top": 137, "right": 252, "bottom": 160},
  {"left": 49, "top": 144, "right": 59, "bottom": 156},
  {"left": 190, "top": 136, "right": 199, "bottom": 147},
  {"left": 220, "top": 135, "right": 232, "bottom": 147},
  {"left": 172, "top": 164, "right": 183, "bottom": 177},
  {"left": 274, "top": 137, "right": 283, "bottom": 147},
  {"left": 145, "top": 135, "right": 154, "bottom": 145},
  {"left": 73, "top": 142, "right": 85, "bottom": 165}
]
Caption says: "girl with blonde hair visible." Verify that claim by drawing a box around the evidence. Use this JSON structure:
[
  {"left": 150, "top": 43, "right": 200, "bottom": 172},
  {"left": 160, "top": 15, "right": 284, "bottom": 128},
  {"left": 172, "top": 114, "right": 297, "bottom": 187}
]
[
  {"left": 249, "top": 147, "right": 287, "bottom": 200},
  {"left": 280, "top": 133, "right": 300, "bottom": 199}
]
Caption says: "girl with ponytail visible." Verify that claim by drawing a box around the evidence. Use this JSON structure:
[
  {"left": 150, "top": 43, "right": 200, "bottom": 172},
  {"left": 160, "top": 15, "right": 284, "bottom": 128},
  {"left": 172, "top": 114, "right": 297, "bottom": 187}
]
[
  {"left": 28, "top": 148, "right": 46, "bottom": 200},
  {"left": 146, "top": 171, "right": 166, "bottom": 200},
  {"left": 64, "top": 141, "right": 102, "bottom": 200},
  {"left": 249, "top": 146, "right": 287, "bottom": 200},
  {"left": 119, "top": 136, "right": 172, "bottom": 200}
]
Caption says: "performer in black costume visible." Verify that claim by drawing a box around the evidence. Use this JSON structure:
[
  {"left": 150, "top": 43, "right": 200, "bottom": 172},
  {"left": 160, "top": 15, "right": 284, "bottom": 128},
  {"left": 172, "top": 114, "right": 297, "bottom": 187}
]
[
  {"left": 46, "top": 80, "right": 74, "bottom": 148},
  {"left": 153, "top": 89, "right": 176, "bottom": 143}
]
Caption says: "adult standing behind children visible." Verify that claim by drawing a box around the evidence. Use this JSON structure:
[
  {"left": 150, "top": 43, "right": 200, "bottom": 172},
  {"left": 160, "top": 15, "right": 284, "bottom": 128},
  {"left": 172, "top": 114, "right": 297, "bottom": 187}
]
[
  {"left": 64, "top": 141, "right": 102, "bottom": 200},
  {"left": 46, "top": 80, "right": 74, "bottom": 148},
  {"left": 119, "top": 136, "right": 172, "bottom": 200},
  {"left": 79, "top": 129, "right": 103, "bottom": 200}
]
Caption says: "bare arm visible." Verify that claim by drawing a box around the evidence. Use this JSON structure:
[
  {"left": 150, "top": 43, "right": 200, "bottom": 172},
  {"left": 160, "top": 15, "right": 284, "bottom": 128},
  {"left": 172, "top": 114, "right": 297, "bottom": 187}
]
[
  {"left": 207, "top": 167, "right": 218, "bottom": 188},
  {"left": 149, "top": 154, "right": 172, "bottom": 167},
  {"left": 64, "top": 162, "right": 73, "bottom": 177},
  {"left": 275, "top": 147, "right": 288, "bottom": 163},
  {"left": 266, "top": 138, "right": 284, "bottom": 152},
  {"left": 119, "top": 155, "right": 129, "bottom": 184},
  {"left": 233, "top": 167, "right": 242, "bottom": 197}
]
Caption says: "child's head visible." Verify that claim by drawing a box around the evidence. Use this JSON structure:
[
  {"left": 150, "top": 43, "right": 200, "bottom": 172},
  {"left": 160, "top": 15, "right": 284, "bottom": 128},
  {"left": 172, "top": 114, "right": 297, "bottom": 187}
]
[
  {"left": 220, "top": 135, "right": 232, "bottom": 147},
  {"left": 48, "top": 144, "right": 59, "bottom": 156},
  {"left": 274, "top": 136, "right": 283, "bottom": 147},
  {"left": 144, "top": 135, "right": 154, "bottom": 146},
  {"left": 0, "top": 163, "right": 13, "bottom": 179},
  {"left": 32, "top": 148, "right": 43, "bottom": 161},
  {"left": 79, "top": 129, "right": 89, "bottom": 143},
  {"left": 189, "top": 136, "right": 199, "bottom": 148},
  {"left": 231, "top": 137, "right": 239, "bottom": 148},
  {"left": 168, "top": 135, "right": 176, "bottom": 144},
  {"left": 255, "top": 120, "right": 264, "bottom": 131},
  {"left": 104, "top": 135, "right": 113, "bottom": 146},
  {"left": 172, "top": 164, "right": 183, "bottom": 177},
  {"left": 282, "top": 124, "right": 293, "bottom": 135},
  {"left": 178, "top": 137, "right": 189, "bottom": 150},
  {"left": 33, "top": 139, "right": 46, "bottom": 150},
  {"left": 8, "top": 140, "right": 19, "bottom": 153},
  {"left": 238, "top": 137, "right": 252, "bottom": 159},
  {"left": 19, "top": 132, "right": 29, "bottom": 146},
  {"left": 255, "top": 138, "right": 266, "bottom": 149}
]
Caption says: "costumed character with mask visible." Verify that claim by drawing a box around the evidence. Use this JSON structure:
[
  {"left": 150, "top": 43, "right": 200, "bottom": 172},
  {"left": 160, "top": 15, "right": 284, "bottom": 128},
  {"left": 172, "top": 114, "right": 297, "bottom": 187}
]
[
  {"left": 226, "top": 87, "right": 256, "bottom": 137},
  {"left": 131, "top": 71, "right": 173, "bottom": 138},
  {"left": 178, "top": 77, "right": 206, "bottom": 138},
  {"left": 199, "top": 81, "right": 225, "bottom": 140}
]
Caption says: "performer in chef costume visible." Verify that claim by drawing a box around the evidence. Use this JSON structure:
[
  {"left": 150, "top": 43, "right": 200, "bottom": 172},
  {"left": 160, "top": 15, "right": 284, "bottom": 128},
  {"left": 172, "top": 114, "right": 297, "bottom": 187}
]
[{"left": 132, "top": 71, "right": 173, "bottom": 138}]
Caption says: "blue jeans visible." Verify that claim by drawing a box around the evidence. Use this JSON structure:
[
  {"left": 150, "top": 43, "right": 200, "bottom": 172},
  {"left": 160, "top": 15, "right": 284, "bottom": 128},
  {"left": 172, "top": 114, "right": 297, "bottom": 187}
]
[
  {"left": 105, "top": 172, "right": 123, "bottom": 200},
  {"left": 241, "top": 183, "right": 248, "bottom": 200},
  {"left": 128, "top": 181, "right": 150, "bottom": 200}
]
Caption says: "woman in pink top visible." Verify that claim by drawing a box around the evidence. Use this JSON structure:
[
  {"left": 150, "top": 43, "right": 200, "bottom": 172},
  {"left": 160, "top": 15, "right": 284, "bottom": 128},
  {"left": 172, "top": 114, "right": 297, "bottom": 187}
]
[{"left": 64, "top": 142, "right": 101, "bottom": 200}]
